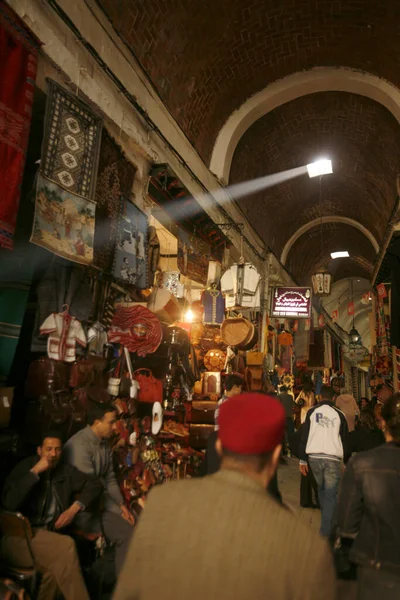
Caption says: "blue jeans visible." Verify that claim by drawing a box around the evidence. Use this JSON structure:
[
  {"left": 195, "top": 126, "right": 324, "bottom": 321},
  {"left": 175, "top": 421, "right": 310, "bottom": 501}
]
[{"left": 308, "top": 457, "right": 342, "bottom": 537}]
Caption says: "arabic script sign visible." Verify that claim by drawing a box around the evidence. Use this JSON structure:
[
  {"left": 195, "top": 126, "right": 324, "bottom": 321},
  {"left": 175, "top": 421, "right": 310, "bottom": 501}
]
[{"left": 271, "top": 287, "right": 312, "bottom": 319}]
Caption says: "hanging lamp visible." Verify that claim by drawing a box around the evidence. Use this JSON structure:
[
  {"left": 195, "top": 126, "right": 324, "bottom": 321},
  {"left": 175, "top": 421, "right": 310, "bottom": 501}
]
[{"left": 348, "top": 280, "right": 362, "bottom": 347}]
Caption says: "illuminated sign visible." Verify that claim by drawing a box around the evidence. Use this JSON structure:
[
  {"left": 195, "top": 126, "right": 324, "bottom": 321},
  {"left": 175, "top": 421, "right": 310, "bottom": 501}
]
[{"left": 271, "top": 287, "right": 312, "bottom": 319}]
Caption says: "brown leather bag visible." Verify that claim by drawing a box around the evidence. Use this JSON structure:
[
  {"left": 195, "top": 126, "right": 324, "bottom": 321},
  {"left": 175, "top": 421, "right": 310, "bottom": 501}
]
[
  {"left": 191, "top": 401, "right": 218, "bottom": 424},
  {"left": 189, "top": 424, "right": 214, "bottom": 449},
  {"left": 25, "top": 358, "right": 70, "bottom": 398},
  {"left": 69, "top": 356, "right": 108, "bottom": 388}
]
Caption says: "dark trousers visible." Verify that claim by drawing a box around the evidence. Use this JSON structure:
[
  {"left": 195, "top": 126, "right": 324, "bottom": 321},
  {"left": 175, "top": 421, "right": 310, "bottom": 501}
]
[
  {"left": 358, "top": 567, "right": 400, "bottom": 600},
  {"left": 284, "top": 418, "right": 295, "bottom": 455},
  {"left": 74, "top": 510, "right": 133, "bottom": 574},
  {"left": 300, "top": 463, "right": 319, "bottom": 507}
]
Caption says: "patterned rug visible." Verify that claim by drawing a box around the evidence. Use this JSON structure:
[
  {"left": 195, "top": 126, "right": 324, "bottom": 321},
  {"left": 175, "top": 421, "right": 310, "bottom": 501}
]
[
  {"left": 112, "top": 199, "right": 148, "bottom": 288},
  {"left": 178, "top": 228, "right": 210, "bottom": 285},
  {"left": 0, "top": 1, "right": 40, "bottom": 250},
  {"left": 94, "top": 129, "right": 136, "bottom": 272},
  {"left": 31, "top": 79, "right": 102, "bottom": 263}
]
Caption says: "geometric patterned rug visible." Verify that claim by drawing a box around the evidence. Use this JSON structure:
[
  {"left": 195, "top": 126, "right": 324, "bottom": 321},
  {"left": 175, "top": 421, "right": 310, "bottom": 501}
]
[{"left": 31, "top": 79, "right": 102, "bottom": 263}]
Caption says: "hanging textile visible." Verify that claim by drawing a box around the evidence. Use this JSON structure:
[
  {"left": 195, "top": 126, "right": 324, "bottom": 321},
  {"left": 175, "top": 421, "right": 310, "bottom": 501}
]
[
  {"left": 0, "top": 240, "right": 37, "bottom": 383},
  {"left": 376, "top": 287, "right": 389, "bottom": 357},
  {"left": 177, "top": 229, "right": 210, "bottom": 285},
  {"left": 31, "top": 258, "right": 93, "bottom": 352},
  {"left": 220, "top": 263, "right": 261, "bottom": 309},
  {"left": 112, "top": 199, "right": 148, "bottom": 288},
  {"left": 202, "top": 288, "right": 225, "bottom": 325},
  {"left": 0, "top": 2, "right": 40, "bottom": 249},
  {"left": 31, "top": 79, "right": 102, "bottom": 264},
  {"left": 40, "top": 311, "right": 86, "bottom": 362},
  {"left": 94, "top": 129, "right": 136, "bottom": 272}
]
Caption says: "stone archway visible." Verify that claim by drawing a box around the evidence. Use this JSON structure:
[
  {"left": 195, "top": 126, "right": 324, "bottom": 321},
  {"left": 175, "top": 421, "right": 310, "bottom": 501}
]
[
  {"left": 210, "top": 67, "right": 400, "bottom": 184},
  {"left": 280, "top": 216, "right": 379, "bottom": 266}
]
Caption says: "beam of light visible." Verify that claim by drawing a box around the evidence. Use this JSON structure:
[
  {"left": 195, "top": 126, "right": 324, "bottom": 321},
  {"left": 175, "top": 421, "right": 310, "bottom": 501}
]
[
  {"left": 331, "top": 251, "right": 350, "bottom": 259},
  {"left": 307, "top": 159, "right": 332, "bottom": 178},
  {"left": 162, "top": 165, "right": 308, "bottom": 222}
]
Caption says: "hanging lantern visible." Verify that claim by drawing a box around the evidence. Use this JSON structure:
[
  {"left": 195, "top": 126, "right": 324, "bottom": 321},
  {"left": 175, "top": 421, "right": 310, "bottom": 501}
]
[
  {"left": 311, "top": 270, "right": 332, "bottom": 296},
  {"left": 349, "top": 326, "right": 362, "bottom": 346}
]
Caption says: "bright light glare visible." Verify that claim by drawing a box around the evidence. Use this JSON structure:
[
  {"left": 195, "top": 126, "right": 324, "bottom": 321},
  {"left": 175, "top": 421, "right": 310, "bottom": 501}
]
[
  {"left": 307, "top": 159, "right": 333, "bottom": 178},
  {"left": 184, "top": 309, "right": 194, "bottom": 323},
  {"left": 331, "top": 251, "right": 350, "bottom": 259}
]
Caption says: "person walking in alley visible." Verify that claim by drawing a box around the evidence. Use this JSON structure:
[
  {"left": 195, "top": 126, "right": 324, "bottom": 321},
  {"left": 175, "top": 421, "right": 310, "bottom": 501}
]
[
  {"left": 337, "top": 394, "right": 400, "bottom": 599},
  {"left": 278, "top": 385, "right": 295, "bottom": 457},
  {"left": 114, "top": 393, "right": 336, "bottom": 600},
  {"left": 335, "top": 391, "right": 360, "bottom": 432},
  {"left": 298, "top": 385, "right": 350, "bottom": 538}
]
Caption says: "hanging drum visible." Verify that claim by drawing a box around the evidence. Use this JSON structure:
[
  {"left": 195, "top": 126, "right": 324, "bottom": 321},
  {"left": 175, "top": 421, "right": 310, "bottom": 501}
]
[
  {"left": 147, "top": 288, "right": 181, "bottom": 324},
  {"left": 220, "top": 316, "right": 255, "bottom": 349}
]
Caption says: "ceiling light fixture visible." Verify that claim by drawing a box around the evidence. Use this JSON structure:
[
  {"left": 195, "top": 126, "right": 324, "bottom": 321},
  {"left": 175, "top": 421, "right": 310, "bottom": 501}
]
[
  {"left": 307, "top": 159, "right": 333, "bottom": 178},
  {"left": 331, "top": 251, "right": 350, "bottom": 259}
]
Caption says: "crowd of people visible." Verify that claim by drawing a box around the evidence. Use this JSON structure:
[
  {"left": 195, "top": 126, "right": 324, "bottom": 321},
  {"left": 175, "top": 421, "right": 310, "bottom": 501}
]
[{"left": 0, "top": 375, "right": 399, "bottom": 599}]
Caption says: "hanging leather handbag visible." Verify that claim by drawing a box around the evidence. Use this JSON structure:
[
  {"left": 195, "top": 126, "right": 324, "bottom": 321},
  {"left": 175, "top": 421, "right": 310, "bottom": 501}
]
[
  {"left": 246, "top": 351, "right": 264, "bottom": 366},
  {"left": 25, "top": 358, "right": 70, "bottom": 398},
  {"left": 245, "top": 367, "right": 263, "bottom": 391},
  {"left": 133, "top": 369, "right": 163, "bottom": 404},
  {"left": 191, "top": 401, "right": 218, "bottom": 424}
]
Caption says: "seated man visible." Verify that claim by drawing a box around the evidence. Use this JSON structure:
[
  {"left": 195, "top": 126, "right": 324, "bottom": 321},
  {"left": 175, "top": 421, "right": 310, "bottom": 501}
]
[
  {"left": 64, "top": 403, "right": 134, "bottom": 575},
  {"left": 1, "top": 430, "right": 102, "bottom": 600}
]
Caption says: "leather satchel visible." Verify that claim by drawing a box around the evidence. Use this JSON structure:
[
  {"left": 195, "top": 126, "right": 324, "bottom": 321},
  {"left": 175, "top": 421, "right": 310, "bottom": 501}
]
[
  {"left": 133, "top": 369, "right": 163, "bottom": 404},
  {"left": 25, "top": 358, "right": 70, "bottom": 398},
  {"left": 191, "top": 401, "right": 218, "bottom": 424},
  {"left": 245, "top": 366, "right": 263, "bottom": 391}
]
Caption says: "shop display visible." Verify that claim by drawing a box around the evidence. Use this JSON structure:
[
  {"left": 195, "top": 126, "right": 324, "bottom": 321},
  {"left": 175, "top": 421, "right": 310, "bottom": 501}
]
[{"left": 0, "top": 2, "right": 39, "bottom": 250}]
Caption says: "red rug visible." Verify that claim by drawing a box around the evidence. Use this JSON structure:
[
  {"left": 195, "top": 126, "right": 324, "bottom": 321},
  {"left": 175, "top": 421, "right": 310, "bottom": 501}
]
[{"left": 0, "top": 1, "right": 40, "bottom": 250}]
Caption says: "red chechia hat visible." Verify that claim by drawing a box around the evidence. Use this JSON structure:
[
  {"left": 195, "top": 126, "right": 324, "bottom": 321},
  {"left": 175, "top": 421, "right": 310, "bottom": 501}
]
[{"left": 218, "top": 393, "right": 286, "bottom": 454}]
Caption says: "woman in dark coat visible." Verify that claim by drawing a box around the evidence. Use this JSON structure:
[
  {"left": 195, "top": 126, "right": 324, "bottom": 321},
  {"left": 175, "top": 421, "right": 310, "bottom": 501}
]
[{"left": 349, "top": 409, "right": 385, "bottom": 454}]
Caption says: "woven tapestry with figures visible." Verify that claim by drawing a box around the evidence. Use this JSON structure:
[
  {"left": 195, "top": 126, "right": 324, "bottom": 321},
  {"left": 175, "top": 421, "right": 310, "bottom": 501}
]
[
  {"left": 94, "top": 129, "right": 137, "bottom": 272},
  {"left": 31, "top": 79, "right": 102, "bottom": 264}
]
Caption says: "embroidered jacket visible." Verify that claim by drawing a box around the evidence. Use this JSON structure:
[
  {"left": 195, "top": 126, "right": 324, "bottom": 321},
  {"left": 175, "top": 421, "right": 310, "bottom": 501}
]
[{"left": 40, "top": 312, "right": 86, "bottom": 362}]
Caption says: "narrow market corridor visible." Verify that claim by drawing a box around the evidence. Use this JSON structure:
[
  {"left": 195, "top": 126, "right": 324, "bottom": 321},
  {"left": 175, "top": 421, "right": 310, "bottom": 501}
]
[{"left": 1, "top": 1, "right": 400, "bottom": 599}]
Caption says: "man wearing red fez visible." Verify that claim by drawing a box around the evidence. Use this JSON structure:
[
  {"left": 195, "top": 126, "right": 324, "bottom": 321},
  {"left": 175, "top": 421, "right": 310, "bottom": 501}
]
[{"left": 115, "top": 393, "right": 336, "bottom": 600}]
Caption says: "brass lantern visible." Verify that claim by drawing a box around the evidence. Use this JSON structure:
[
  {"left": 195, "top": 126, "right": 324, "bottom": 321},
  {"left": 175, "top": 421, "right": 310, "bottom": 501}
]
[{"left": 311, "top": 269, "right": 332, "bottom": 297}]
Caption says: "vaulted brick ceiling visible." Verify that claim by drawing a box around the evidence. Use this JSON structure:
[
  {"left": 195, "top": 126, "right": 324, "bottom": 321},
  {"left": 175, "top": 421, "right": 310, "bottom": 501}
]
[
  {"left": 99, "top": 0, "right": 400, "bottom": 162},
  {"left": 98, "top": 0, "right": 400, "bottom": 283},
  {"left": 230, "top": 91, "right": 400, "bottom": 281}
]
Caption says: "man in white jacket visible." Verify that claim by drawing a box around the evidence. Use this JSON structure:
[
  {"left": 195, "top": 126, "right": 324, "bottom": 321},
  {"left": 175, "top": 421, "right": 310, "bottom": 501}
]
[{"left": 298, "top": 385, "right": 350, "bottom": 537}]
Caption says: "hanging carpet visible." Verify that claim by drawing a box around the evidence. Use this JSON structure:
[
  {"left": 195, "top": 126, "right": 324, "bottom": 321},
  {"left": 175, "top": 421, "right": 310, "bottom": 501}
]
[
  {"left": 31, "top": 79, "right": 102, "bottom": 264},
  {"left": 0, "top": 1, "right": 40, "bottom": 250},
  {"left": 177, "top": 228, "right": 210, "bottom": 285},
  {"left": 94, "top": 129, "right": 136, "bottom": 272},
  {"left": 112, "top": 199, "right": 148, "bottom": 289}
]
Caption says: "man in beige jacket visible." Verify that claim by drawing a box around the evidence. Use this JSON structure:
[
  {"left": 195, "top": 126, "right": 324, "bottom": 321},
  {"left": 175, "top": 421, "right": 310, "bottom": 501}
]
[{"left": 114, "top": 393, "right": 336, "bottom": 600}]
